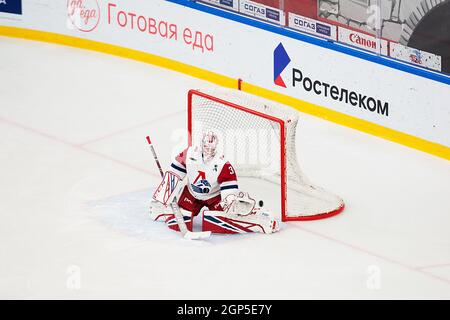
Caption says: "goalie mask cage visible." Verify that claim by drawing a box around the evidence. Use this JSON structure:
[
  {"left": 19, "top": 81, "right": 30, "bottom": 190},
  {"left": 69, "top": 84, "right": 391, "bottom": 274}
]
[{"left": 187, "top": 89, "right": 344, "bottom": 221}]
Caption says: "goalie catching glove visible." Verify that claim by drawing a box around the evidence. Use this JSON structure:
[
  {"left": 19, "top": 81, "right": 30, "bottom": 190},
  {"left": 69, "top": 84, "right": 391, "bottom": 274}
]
[
  {"left": 221, "top": 191, "right": 257, "bottom": 216},
  {"left": 203, "top": 191, "right": 279, "bottom": 234}
]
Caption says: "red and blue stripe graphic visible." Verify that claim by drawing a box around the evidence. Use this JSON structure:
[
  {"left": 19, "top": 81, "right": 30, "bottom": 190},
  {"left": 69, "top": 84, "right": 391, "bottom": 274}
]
[
  {"left": 273, "top": 43, "right": 291, "bottom": 88},
  {"left": 203, "top": 214, "right": 265, "bottom": 234}
]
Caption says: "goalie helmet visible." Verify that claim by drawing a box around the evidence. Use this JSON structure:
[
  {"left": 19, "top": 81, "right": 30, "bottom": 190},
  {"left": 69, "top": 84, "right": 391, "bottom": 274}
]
[{"left": 202, "top": 130, "right": 219, "bottom": 163}]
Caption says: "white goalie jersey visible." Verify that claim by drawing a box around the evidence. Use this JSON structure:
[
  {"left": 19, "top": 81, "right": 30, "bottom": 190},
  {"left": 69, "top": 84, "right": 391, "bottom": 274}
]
[{"left": 170, "top": 146, "right": 239, "bottom": 201}]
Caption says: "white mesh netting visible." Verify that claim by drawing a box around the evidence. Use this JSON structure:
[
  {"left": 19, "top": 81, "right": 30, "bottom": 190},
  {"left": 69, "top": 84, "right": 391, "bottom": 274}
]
[{"left": 189, "top": 89, "right": 344, "bottom": 221}]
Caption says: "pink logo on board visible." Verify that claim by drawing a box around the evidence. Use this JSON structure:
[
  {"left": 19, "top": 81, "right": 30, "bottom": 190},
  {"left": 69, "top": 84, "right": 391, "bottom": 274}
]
[{"left": 67, "top": 0, "right": 100, "bottom": 33}]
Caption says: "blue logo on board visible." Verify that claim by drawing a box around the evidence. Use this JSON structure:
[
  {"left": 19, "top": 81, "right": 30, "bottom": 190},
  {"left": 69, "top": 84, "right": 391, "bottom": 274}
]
[
  {"left": 274, "top": 43, "right": 291, "bottom": 88},
  {"left": 0, "top": 0, "right": 22, "bottom": 15}
]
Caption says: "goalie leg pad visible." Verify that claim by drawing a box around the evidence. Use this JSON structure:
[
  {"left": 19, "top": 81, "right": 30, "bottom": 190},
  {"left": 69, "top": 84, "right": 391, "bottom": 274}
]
[
  {"left": 165, "top": 208, "right": 193, "bottom": 232},
  {"left": 149, "top": 200, "right": 173, "bottom": 222},
  {"left": 202, "top": 210, "right": 280, "bottom": 234}
]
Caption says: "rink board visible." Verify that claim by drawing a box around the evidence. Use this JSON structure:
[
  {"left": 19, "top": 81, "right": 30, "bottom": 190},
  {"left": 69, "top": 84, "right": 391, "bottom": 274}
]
[{"left": 0, "top": 0, "right": 449, "bottom": 160}]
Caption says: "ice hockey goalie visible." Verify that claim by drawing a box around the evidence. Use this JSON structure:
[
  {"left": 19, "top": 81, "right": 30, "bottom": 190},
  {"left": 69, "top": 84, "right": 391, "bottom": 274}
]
[{"left": 149, "top": 131, "right": 280, "bottom": 235}]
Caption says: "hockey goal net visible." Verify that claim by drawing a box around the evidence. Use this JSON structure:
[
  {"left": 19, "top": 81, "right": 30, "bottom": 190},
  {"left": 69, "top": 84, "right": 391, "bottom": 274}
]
[{"left": 188, "top": 89, "right": 344, "bottom": 221}]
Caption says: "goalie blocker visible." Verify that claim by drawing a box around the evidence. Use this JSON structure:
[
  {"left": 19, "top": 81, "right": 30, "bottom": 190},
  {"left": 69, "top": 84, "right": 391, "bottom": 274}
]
[{"left": 150, "top": 172, "right": 279, "bottom": 235}]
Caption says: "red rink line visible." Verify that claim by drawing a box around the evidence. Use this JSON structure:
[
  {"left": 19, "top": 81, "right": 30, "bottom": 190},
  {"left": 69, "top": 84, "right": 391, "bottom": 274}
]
[
  {"left": 77, "top": 109, "right": 185, "bottom": 147},
  {"left": 415, "top": 263, "right": 450, "bottom": 271},
  {"left": 0, "top": 116, "right": 159, "bottom": 178},
  {"left": 292, "top": 224, "right": 450, "bottom": 286}
]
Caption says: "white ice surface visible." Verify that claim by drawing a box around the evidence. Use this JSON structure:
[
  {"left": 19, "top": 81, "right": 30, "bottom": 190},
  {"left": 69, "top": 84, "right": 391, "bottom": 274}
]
[{"left": 0, "top": 37, "right": 449, "bottom": 299}]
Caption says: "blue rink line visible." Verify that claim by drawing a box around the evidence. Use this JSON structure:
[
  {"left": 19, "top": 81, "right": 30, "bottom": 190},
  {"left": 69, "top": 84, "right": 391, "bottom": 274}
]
[{"left": 167, "top": 0, "right": 450, "bottom": 86}]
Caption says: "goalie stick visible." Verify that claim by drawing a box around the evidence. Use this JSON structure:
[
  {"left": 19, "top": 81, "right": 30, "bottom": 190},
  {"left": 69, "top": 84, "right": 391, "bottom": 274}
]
[{"left": 146, "top": 136, "right": 211, "bottom": 240}]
